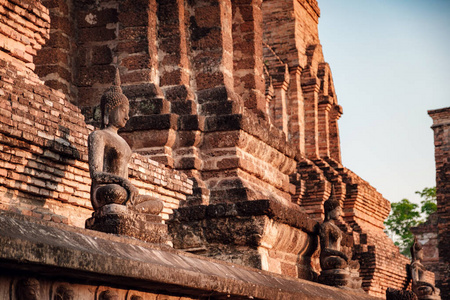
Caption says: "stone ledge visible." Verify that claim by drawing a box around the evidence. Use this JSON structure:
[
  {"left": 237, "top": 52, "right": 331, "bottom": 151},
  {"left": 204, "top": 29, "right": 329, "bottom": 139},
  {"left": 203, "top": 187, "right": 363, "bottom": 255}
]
[
  {"left": 171, "top": 199, "right": 318, "bottom": 234},
  {"left": 0, "top": 211, "right": 378, "bottom": 300},
  {"left": 121, "top": 114, "right": 179, "bottom": 131}
]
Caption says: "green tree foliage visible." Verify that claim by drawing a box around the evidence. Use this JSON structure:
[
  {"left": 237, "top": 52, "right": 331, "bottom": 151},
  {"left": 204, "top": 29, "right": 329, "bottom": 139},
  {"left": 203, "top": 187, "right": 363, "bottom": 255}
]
[
  {"left": 384, "top": 187, "right": 437, "bottom": 256},
  {"left": 385, "top": 199, "right": 421, "bottom": 256},
  {"left": 415, "top": 186, "right": 437, "bottom": 218}
]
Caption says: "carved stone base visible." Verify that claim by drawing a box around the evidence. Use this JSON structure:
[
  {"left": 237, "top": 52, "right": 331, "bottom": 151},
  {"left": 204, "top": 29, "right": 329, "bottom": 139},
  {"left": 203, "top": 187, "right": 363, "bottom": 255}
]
[
  {"left": 386, "top": 287, "right": 418, "bottom": 300},
  {"left": 417, "top": 296, "right": 440, "bottom": 300},
  {"left": 85, "top": 204, "right": 168, "bottom": 244},
  {"left": 319, "top": 269, "right": 351, "bottom": 287}
]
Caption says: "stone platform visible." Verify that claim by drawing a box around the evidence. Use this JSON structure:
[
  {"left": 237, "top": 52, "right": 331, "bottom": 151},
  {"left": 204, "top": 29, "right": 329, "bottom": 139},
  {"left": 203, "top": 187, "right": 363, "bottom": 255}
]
[{"left": 0, "top": 211, "right": 379, "bottom": 300}]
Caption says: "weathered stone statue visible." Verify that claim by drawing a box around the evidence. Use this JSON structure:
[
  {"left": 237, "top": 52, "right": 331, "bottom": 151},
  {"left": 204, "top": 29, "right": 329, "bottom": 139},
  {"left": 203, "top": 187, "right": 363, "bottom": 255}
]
[
  {"left": 318, "top": 187, "right": 362, "bottom": 290},
  {"left": 88, "top": 69, "right": 163, "bottom": 215},
  {"left": 99, "top": 290, "right": 119, "bottom": 300},
  {"left": 410, "top": 237, "right": 440, "bottom": 300},
  {"left": 15, "top": 278, "right": 40, "bottom": 300},
  {"left": 54, "top": 285, "right": 74, "bottom": 300},
  {"left": 86, "top": 70, "right": 167, "bottom": 243}
]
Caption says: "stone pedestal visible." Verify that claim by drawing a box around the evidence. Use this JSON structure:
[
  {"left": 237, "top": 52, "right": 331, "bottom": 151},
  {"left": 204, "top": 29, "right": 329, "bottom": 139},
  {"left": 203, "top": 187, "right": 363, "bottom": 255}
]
[
  {"left": 413, "top": 286, "right": 441, "bottom": 300},
  {"left": 417, "top": 295, "right": 440, "bottom": 300},
  {"left": 319, "top": 269, "right": 350, "bottom": 287},
  {"left": 386, "top": 288, "right": 418, "bottom": 300},
  {"left": 85, "top": 204, "right": 168, "bottom": 244},
  {"left": 319, "top": 268, "right": 362, "bottom": 290}
]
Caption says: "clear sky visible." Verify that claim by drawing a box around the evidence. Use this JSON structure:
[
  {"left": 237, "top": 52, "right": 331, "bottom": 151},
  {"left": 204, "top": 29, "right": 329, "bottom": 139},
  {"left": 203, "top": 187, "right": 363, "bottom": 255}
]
[{"left": 317, "top": 0, "right": 450, "bottom": 205}]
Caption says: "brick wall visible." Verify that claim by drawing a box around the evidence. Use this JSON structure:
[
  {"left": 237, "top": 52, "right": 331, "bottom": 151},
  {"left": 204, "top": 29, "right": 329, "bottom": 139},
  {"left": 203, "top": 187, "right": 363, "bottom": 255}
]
[
  {"left": 35, "top": 0, "right": 77, "bottom": 101},
  {"left": 0, "top": 0, "right": 50, "bottom": 71}
]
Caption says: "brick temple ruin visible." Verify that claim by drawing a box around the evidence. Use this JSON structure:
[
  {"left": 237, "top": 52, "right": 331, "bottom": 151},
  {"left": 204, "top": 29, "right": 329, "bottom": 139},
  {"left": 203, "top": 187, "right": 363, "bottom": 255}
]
[{"left": 0, "top": 0, "right": 446, "bottom": 299}]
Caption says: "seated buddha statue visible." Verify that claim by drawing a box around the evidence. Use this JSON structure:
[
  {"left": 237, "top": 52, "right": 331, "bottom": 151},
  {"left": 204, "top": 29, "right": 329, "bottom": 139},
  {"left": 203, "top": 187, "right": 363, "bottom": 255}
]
[
  {"left": 318, "top": 187, "right": 362, "bottom": 290},
  {"left": 410, "top": 237, "right": 440, "bottom": 300},
  {"left": 88, "top": 70, "right": 163, "bottom": 215},
  {"left": 319, "top": 188, "right": 349, "bottom": 271}
]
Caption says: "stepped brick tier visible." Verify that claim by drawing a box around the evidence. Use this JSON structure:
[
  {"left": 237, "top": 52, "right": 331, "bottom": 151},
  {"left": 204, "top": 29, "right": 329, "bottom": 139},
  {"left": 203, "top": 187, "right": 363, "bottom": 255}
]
[{"left": 0, "top": 0, "right": 439, "bottom": 299}]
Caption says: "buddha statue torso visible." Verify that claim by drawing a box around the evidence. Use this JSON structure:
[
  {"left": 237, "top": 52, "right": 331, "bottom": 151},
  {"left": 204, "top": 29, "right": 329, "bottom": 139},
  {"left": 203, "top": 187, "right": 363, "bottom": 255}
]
[
  {"left": 320, "top": 217, "right": 348, "bottom": 271},
  {"left": 88, "top": 70, "right": 163, "bottom": 215}
]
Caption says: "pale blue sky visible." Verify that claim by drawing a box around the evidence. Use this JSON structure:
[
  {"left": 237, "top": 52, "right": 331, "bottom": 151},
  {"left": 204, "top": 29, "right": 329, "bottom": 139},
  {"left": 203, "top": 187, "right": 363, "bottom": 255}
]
[{"left": 318, "top": 0, "right": 450, "bottom": 205}]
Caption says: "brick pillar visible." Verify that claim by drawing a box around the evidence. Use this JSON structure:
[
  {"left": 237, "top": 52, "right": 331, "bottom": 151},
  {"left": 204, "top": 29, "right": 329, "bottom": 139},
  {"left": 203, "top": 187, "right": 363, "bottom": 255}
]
[
  {"left": 317, "top": 101, "right": 331, "bottom": 159},
  {"left": 116, "top": 0, "right": 177, "bottom": 168},
  {"left": 288, "top": 66, "right": 306, "bottom": 155},
  {"left": 301, "top": 44, "right": 325, "bottom": 160},
  {"left": 191, "top": 0, "right": 235, "bottom": 94},
  {"left": 158, "top": 0, "right": 196, "bottom": 113},
  {"left": 272, "top": 81, "right": 289, "bottom": 137},
  {"left": 232, "top": 0, "right": 266, "bottom": 116},
  {"left": 262, "top": 0, "right": 320, "bottom": 157},
  {"left": 329, "top": 104, "right": 343, "bottom": 163},
  {"left": 302, "top": 73, "right": 320, "bottom": 159},
  {"left": 157, "top": 0, "right": 208, "bottom": 205},
  {"left": 317, "top": 62, "right": 341, "bottom": 163},
  {"left": 75, "top": 0, "right": 119, "bottom": 116},
  {"left": 190, "top": 0, "right": 244, "bottom": 204},
  {"left": 75, "top": 0, "right": 168, "bottom": 120},
  {"left": 118, "top": 0, "right": 159, "bottom": 85},
  {"left": 268, "top": 63, "right": 290, "bottom": 138},
  {"left": 429, "top": 107, "right": 450, "bottom": 299},
  {"left": 35, "top": 0, "right": 76, "bottom": 102}
]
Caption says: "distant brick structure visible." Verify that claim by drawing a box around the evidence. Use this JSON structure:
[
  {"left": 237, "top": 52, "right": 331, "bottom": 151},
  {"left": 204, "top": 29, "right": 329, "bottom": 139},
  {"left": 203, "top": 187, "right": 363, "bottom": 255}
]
[
  {"left": 0, "top": 0, "right": 437, "bottom": 298},
  {"left": 429, "top": 107, "right": 450, "bottom": 299},
  {"left": 411, "top": 212, "right": 439, "bottom": 282}
]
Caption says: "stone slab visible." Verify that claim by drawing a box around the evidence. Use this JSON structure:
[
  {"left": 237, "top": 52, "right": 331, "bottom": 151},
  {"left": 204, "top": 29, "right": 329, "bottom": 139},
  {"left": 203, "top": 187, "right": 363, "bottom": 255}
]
[{"left": 0, "top": 211, "right": 380, "bottom": 300}]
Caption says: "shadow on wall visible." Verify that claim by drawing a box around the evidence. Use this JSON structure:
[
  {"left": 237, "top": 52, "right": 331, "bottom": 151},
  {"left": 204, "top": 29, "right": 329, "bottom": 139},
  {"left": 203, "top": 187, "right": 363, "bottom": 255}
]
[{"left": 0, "top": 122, "right": 91, "bottom": 227}]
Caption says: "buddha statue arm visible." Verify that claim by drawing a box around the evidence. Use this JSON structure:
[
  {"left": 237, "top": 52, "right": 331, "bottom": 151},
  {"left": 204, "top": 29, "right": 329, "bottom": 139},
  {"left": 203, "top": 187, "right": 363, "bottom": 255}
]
[{"left": 322, "top": 248, "right": 349, "bottom": 262}]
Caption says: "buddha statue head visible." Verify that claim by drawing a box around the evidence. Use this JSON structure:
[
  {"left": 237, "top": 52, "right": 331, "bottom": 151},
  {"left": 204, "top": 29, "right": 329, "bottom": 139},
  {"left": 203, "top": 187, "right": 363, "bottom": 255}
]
[
  {"left": 100, "top": 69, "right": 129, "bottom": 129},
  {"left": 324, "top": 186, "right": 341, "bottom": 221}
]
